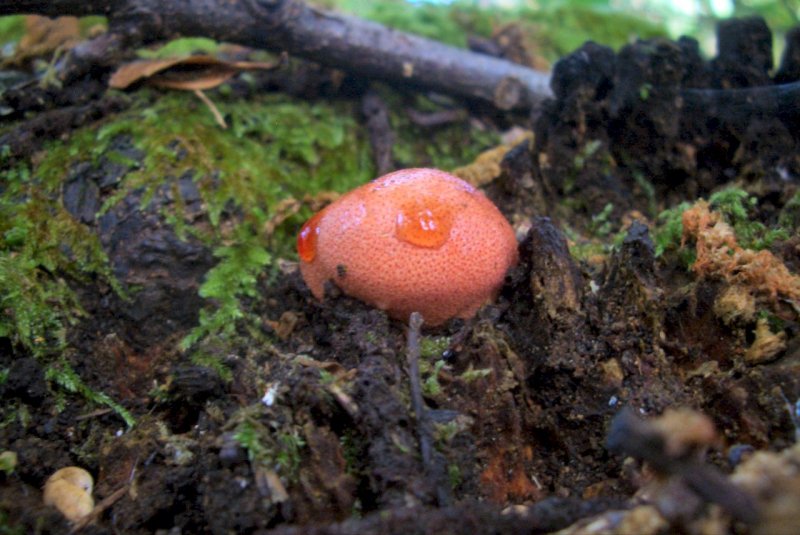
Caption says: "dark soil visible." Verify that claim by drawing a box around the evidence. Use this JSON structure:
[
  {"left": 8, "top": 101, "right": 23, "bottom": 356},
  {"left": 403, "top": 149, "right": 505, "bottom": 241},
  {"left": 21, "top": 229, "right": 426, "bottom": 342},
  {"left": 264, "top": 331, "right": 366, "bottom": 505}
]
[{"left": 2, "top": 15, "right": 800, "bottom": 535}]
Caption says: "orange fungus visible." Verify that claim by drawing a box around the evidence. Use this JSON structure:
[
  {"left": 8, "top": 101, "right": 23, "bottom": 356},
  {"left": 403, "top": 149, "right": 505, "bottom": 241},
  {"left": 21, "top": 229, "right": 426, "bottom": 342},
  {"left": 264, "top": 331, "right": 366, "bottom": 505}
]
[{"left": 297, "top": 168, "right": 519, "bottom": 325}]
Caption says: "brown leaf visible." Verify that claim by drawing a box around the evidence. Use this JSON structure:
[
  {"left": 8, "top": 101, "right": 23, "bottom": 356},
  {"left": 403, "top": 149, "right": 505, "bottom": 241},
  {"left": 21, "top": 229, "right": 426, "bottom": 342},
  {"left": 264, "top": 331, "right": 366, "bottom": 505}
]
[
  {"left": 10, "top": 15, "right": 81, "bottom": 66},
  {"left": 109, "top": 55, "right": 282, "bottom": 90}
]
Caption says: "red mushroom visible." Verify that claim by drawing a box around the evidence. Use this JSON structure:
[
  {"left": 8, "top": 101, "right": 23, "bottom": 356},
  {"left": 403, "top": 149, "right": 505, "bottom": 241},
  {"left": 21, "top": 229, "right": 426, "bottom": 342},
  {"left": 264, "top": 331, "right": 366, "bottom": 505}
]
[{"left": 297, "top": 168, "right": 518, "bottom": 325}]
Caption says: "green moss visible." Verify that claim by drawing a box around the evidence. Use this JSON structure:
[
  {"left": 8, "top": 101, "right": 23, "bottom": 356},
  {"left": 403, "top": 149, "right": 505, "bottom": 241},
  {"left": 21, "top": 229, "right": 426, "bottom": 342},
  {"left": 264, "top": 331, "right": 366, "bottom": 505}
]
[
  {"left": 137, "top": 37, "right": 222, "bottom": 59},
  {"left": 564, "top": 224, "right": 604, "bottom": 263},
  {"left": 588, "top": 202, "right": 614, "bottom": 237},
  {"left": 422, "top": 359, "right": 446, "bottom": 397},
  {"left": 653, "top": 188, "right": 790, "bottom": 271},
  {"left": 419, "top": 335, "right": 450, "bottom": 360},
  {"left": 778, "top": 190, "right": 800, "bottom": 231},
  {"left": 0, "top": 161, "right": 131, "bottom": 430},
  {"left": 0, "top": 509, "right": 25, "bottom": 535},
  {"left": 340, "top": 429, "right": 368, "bottom": 478},
  {"left": 234, "top": 411, "right": 306, "bottom": 482},
  {"left": 0, "top": 156, "right": 130, "bottom": 426},
  {"left": 632, "top": 171, "right": 657, "bottom": 218},
  {"left": 5, "top": 72, "right": 510, "bottom": 415},
  {"left": 652, "top": 201, "right": 693, "bottom": 263},
  {"left": 522, "top": 4, "right": 667, "bottom": 58},
  {"left": 387, "top": 91, "right": 499, "bottom": 171},
  {"left": 434, "top": 420, "right": 460, "bottom": 444},
  {"left": 709, "top": 188, "right": 789, "bottom": 250},
  {"left": 0, "top": 16, "right": 24, "bottom": 45},
  {"left": 45, "top": 358, "right": 135, "bottom": 427},
  {"left": 573, "top": 139, "right": 604, "bottom": 172},
  {"left": 0, "top": 450, "right": 16, "bottom": 476},
  {"left": 459, "top": 365, "right": 492, "bottom": 383},
  {"left": 447, "top": 463, "right": 463, "bottom": 490},
  {"left": 190, "top": 350, "right": 233, "bottom": 383}
]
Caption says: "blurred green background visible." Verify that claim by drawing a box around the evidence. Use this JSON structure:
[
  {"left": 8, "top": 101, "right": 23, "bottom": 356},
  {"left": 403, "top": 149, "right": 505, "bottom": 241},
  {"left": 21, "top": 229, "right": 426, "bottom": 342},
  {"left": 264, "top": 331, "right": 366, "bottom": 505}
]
[{"left": 317, "top": 0, "right": 798, "bottom": 63}]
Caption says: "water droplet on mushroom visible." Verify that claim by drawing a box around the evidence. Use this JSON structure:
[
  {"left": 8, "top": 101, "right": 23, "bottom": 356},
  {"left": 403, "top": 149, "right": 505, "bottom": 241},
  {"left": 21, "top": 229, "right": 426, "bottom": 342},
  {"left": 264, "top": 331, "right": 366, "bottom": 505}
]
[
  {"left": 395, "top": 200, "right": 453, "bottom": 248},
  {"left": 297, "top": 210, "right": 324, "bottom": 262}
]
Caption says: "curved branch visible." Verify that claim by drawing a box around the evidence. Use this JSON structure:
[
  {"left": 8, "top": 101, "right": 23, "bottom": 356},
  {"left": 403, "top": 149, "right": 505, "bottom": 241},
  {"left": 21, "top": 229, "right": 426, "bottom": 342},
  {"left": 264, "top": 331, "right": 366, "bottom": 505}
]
[{"left": 0, "top": 0, "right": 554, "bottom": 111}]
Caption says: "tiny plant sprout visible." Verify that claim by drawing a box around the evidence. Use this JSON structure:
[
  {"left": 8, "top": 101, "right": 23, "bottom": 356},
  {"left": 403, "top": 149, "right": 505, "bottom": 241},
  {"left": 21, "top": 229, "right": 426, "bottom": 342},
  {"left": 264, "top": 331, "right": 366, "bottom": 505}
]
[
  {"left": 43, "top": 466, "right": 94, "bottom": 523},
  {"left": 297, "top": 168, "right": 518, "bottom": 325}
]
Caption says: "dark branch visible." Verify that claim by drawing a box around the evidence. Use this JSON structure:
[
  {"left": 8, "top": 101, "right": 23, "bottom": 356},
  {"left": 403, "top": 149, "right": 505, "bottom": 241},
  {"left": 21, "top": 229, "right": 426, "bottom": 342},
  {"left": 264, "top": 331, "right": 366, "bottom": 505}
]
[{"left": 0, "top": 0, "right": 553, "bottom": 111}]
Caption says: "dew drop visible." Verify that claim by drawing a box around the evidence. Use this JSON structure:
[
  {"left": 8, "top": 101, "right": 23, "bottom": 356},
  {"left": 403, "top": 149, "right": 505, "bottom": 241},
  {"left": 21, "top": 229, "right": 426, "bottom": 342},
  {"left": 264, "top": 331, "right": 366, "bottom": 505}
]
[
  {"left": 395, "top": 199, "right": 453, "bottom": 248},
  {"left": 297, "top": 210, "right": 323, "bottom": 262}
]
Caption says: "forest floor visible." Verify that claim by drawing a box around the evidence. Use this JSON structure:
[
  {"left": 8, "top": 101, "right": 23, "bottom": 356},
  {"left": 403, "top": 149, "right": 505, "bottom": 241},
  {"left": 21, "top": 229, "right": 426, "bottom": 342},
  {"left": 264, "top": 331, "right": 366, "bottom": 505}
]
[{"left": 1, "top": 11, "right": 800, "bottom": 535}]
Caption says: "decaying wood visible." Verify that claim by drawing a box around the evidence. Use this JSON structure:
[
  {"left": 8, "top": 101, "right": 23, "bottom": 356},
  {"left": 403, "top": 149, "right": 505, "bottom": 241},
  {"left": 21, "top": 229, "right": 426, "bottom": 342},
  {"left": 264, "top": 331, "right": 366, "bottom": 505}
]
[
  {"left": 0, "top": 95, "right": 127, "bottom": 165},
  {"left": 0, "top": 0, "right": 554, "bottom": 111}
]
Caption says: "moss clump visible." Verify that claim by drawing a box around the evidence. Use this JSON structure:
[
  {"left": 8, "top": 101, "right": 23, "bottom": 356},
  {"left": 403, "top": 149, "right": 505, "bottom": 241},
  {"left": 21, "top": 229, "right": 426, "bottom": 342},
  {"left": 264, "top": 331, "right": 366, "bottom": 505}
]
[
  {"left": 422, "top": 360, "right": 446, "bottom": 397},
  {"left": 708, "top": 188, "right": 789, "bottom": 250},
  {"left": 654, "top": 188, "right": 791, "bottom": 269},
  {"left": 388, "top": 91, "right": 499, "bottom": 171},
  {"left": 0, "top": 160, "right": 134, "bottom": 425},
  {"left": 233, "top": 408, "right": 306, "bottom": 483},
  {"left": 0, "top": 16, "right": 25, "bottom": 45},
  {"left": 137, "top": 37, "right": 221, "bottom": 59},
  {"left": 420, "top": 336, "right": 450, "bottom": 360},
  {"left": 0, "top": 161, "right": 130, "bottom": 429},
  {"left": 778, "top": 190, "right": 800, "bottom": 231},
  {"left": 45, "top": 358, "right": 135, "bottom": 427},
  {"left": 0, "top": 162, "right": 121, "bottom": 353},
  {"left": 653, "top": 200, "right": 694, "bottom": 266},
  {"left": 682, "top": 199, "right": 799, "bottom": 303}
]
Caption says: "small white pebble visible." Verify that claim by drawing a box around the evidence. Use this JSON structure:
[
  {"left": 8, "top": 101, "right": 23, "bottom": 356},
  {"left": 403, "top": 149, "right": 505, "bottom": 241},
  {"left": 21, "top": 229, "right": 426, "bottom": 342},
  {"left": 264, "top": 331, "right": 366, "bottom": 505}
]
[{"left": 262, "top": 383, "right": 280, "bottom": 407}]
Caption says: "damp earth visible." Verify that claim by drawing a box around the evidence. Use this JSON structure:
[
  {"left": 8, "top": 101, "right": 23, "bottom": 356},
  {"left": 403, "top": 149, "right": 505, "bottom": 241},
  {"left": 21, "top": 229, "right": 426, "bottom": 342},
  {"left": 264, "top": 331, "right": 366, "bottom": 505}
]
[{"left": 1, "top": 14, "right": 800, "bottom": 535}]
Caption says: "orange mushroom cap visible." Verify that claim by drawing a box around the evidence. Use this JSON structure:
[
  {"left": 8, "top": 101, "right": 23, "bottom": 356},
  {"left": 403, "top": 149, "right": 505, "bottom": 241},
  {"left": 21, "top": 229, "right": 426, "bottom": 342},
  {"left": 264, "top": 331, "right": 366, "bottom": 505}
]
[{"left": 297, "top": 168, "right": 518, "bottom": 325}]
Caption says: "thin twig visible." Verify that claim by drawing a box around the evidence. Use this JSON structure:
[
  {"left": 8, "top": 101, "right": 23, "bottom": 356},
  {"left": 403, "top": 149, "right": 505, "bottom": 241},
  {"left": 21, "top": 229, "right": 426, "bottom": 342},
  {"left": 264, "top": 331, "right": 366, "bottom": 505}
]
[
  {"left": 70, "top": 483, "right": 130, "bottom": 533},
  {"left": 405, "top": 311, "right": 451, "bottom": 505},
  {"left": 406, "top": 311, "right": 432, "bottom": 466}
]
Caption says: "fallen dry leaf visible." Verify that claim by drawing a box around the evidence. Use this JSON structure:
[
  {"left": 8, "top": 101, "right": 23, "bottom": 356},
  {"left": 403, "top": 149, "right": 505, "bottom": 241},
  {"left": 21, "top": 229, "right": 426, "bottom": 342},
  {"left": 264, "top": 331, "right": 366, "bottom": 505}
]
[{"left": 109, "top": 55, "right": 282, "bottom": 90}]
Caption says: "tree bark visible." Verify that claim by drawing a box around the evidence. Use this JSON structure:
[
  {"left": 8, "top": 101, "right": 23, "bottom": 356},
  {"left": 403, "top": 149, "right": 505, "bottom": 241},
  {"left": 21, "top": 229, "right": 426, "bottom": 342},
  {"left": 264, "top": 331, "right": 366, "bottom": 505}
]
[{"left": 0, "top": 0, "right": 554, "bottom": 111}]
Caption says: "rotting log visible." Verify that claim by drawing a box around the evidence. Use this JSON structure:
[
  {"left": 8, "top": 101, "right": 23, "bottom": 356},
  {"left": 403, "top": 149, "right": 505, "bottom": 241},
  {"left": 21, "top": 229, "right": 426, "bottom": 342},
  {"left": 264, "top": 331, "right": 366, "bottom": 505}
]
[{"left": 0, "top": 0, "right": 554, "bottom": 111}]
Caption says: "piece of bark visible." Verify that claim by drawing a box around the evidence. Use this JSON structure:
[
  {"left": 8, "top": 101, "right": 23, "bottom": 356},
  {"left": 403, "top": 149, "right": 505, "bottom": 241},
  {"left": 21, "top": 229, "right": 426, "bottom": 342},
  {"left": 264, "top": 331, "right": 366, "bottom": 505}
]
[
  {"left": 361, "top": 90, "right": 395, "bottom": 176},
  {"left": 0, "top": 95, "right": 127, "bottom": 167},
  {"left": 1, "top": 0, "right": 553, "bottom": 111}
]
